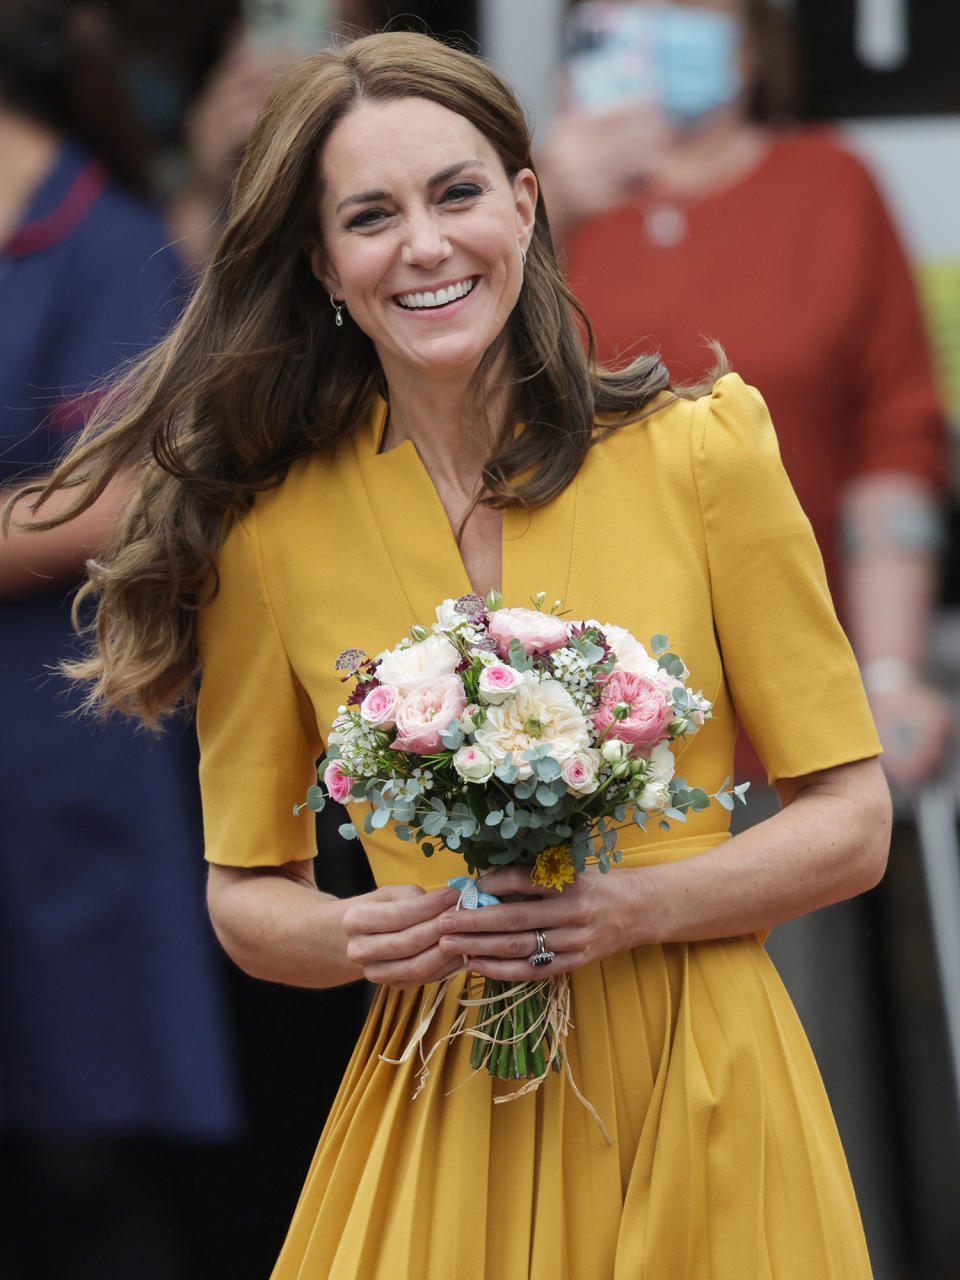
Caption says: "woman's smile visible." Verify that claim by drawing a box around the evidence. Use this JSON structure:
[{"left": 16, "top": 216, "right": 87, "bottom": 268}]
[{"left": 394, "top": 275, "right": 479, "bottom": 312}]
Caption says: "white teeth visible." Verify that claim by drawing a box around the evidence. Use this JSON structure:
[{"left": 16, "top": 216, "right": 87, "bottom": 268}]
[{"left": 396, "top": 278, "right": 475, "bottom": 310}]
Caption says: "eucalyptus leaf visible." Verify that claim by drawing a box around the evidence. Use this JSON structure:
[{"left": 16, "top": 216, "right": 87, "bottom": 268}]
[
  {"left": 650, "top": 634, "right": 668, "bottom": 654},
  {"left": 535, "top": 784, "right": 560, "bottom": 807},
  {"left": 485, "top": 810, "right": 504, "bottom": 826},
  {"left": 665, "top": 806, "right": 687, "bottom": 822},
  {"left": 338, "top": 822, "right": 358, "bottom": 840},
  {"left": 533, "top": 756, "right": 562, "bottom": 782},
  {"left": 500, "top": 818, "right": 519, "bottom": 839},
  {"left": 716, "top": 792, "right": 735, "bottom": 811},
  {"left": 423, "top": 811, "right": 446, "bottom": 836}
]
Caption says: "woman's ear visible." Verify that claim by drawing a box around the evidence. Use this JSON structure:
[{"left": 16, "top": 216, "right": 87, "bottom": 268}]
[
  {"left": 512, "top": 167, "right": 538, "bottom": 254},
  {"left": 307, "top": 240, "right": 341, "bottom": 296}
]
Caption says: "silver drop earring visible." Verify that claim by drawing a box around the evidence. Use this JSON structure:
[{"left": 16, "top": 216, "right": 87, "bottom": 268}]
[{"left": 330, "top": 294, "right": 344, "bottom": 327}]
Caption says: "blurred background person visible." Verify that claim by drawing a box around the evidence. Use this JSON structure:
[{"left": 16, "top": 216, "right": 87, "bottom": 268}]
[
  {"left": 534, "top": 1, "right": 957, "bottom": 1275},
  {"left": 0, "top": 2, "right": 239, "bottom": 1276}
]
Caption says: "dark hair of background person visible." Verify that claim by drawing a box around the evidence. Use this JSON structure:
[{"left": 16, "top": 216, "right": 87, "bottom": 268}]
[
  {"left": 0, "top": 0, "right": 154, "bottom": 192},
  {"left": 14, "top": 30, "right": 676, "bottom": 727},
  {"left": 566, "top": 0, "right": 800, "bottom": 121}
]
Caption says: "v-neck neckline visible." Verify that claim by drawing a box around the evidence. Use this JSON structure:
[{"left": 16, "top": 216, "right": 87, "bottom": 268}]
[{"left": 352, "top": 397, "right": 582, "bottom": 625}]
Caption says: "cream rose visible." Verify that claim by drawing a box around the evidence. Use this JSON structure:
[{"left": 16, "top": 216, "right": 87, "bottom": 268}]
[
  {"left": 473, "top": 670, "right": 589, "bottom": 779},
  {"left": 375, "top": 633, "right": 460, "bottom": 694}
]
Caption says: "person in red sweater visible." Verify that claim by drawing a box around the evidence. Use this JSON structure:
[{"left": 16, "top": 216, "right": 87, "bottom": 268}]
[
  {"left": 539, "top": 0, "right": 952, "bottom": 789},
  {"left": 540, "top": 6, "right": 957, "bottom": 1267}
]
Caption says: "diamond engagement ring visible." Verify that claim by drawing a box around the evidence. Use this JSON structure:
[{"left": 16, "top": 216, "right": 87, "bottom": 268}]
[{"left": 528, "top": 929, "right": 555, "bottom": 968}]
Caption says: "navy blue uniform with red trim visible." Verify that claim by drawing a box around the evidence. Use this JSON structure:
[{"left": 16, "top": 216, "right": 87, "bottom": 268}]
[{"left": 0, "top": 143, "right": 238, "bottom": 1137}]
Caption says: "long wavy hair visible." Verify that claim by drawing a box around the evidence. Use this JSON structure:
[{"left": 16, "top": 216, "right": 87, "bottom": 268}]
[{"left": 10, "top": 30, "right": 693, "bottom": 726}]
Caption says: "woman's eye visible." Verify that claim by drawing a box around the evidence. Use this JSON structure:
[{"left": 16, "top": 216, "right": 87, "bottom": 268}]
[
  {"left": 347, "top": 208, "right": 390, "bottom": 230},
  {"left": 443, "top": 183, "right": 483, "bottom": 204}
]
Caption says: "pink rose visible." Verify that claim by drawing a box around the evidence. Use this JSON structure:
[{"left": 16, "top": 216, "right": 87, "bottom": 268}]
[
  {"left": 477, "top": 662, "right": 524, "bottom": 704},
  {"left": 562, "top": 749, "right": 600, "bottom": 796},
  {"left": 323, "top": 759, "right": 356, "bottom": 804},
  {"left": 592, "top": 668, "right": 673, "bottom": 751},
  {"left": 393, "top": 675, "right": 467, "bottom": 754},
  {"left": 360, "top": 683, "right": 400, "bottom": 729},
  {"left": 488, "top": 607, "right": 569, "bottom": 657}
]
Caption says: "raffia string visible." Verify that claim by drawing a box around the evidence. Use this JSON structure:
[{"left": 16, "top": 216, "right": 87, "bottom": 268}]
[{"left": 379, "top": 968, "right": 611, "bottom": 1145}]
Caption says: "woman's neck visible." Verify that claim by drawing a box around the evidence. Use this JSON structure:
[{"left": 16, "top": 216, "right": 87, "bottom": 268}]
[{"left": 381, "top": 363, "right": 511, "bottom": 500}]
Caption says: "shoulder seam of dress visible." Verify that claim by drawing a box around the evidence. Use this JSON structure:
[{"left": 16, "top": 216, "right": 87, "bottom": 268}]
[{"left": 686, "top": 390, "right": 727, "bottom": 721}]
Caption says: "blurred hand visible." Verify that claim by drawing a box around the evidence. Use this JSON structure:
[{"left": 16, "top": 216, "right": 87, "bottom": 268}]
[
  {"left": 183, "top": 36, "right": 298, "bottom": 199},
  {"left": 537, "top": 104, "right": 672, "bottom": 242},
  {"left": 342, "top": 883, "right": 462, "bottom": 988},
  {"left": 436, "top": 864, "right": 648, "bottom": 979},
  {"left": 869, "top": 679, "right": 955, "bottom": 791}
]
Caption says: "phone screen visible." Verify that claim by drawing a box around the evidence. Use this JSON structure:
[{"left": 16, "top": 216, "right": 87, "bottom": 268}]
[
  {"left": 243, "top": 0, "right": 334, "bottom": 54},
  {"left": 563, "top": 2, "right": 656, "bottom": 113}
]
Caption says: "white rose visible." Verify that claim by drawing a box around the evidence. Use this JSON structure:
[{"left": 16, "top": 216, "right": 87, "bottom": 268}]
[
  {"left": 473, "top": 670, "right": 589, "bottom": 779},
  {"left": 453, "top": 744, "right": 495, "bottom": 783},
  {"left": 598, "top": 623, "right": 661, "bottom": 679},
  {"left": 375, "top": 633, "right": 460, "bottom": 694},
  {"left": 600, "top": 738, "right": 629, "bottom": 764},
  {"left": 636, "top": 742, "right": 675, "bottom": 812},
  {"left": 433, "top": 598, "right": 463, "bottom": 631},
  {"left": 647, "top": 740, "right": 676, "bottom": 785},
  {"left": 637, "top": 781, "right": 670, "bottom": 812}
]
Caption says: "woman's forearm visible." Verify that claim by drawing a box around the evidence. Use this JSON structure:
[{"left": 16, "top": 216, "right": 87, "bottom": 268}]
[
  {"left": 630, "top": 758, "right": 891, "bottom": 945},
  {"left": 206, "top": 861, "right": 364, "bottom": 989},
  {"left": 0, "top": 477, "right": 131, "bottom": 596}
]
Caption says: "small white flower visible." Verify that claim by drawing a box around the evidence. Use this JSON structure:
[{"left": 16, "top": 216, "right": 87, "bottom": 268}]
[{"left": 433, "top": 598, "right": 463, "bottom": 631}]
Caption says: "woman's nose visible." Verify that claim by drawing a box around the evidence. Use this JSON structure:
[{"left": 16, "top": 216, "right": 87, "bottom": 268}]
[{"left": 401, "top": 209, "right": 450, "bottom": 268}]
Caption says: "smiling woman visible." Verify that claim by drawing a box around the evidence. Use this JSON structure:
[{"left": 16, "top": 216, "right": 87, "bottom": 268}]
[{"left": 7, "top": 28, "right": 890, "bottom": 1280}]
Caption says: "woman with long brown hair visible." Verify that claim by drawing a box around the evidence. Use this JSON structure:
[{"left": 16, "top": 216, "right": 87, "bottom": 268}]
[{"left": 11, "top": 30, "right": 890, "bottom": 1278}]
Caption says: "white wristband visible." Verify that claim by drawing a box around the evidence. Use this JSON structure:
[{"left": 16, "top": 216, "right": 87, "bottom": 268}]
[{"left": 860, "top": 657, "right": 919, "bottom": 696}]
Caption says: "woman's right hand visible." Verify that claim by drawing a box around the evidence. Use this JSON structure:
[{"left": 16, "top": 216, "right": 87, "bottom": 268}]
[
  {"left": 536, "top": 104, "right": 671, "bottom": 242},
  {"left": 342, "top": 884, "right": 463, "bottom": 989}
]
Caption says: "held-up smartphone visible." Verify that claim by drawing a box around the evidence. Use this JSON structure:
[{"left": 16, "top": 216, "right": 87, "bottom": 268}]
[
  {"left": 563, "top": 1, "right": 657, "bottom": 113},
  {"left": 242, "top": 0, "right": 334, "bottom": 54}
]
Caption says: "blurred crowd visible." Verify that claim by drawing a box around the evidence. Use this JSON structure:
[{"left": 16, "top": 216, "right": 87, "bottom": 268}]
[{"left": 1, "top": 2, "right": 957, "bottom": 1278}]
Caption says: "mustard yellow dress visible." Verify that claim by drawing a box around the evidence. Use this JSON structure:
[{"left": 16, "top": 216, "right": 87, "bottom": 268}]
[{"left": 197, "top": 375, "right": 881, "bottom": 1278}]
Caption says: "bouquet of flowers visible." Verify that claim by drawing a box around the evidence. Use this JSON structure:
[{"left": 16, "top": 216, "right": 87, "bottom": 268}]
[{"left": 299, "top": 590, "right": 746, "bottom": 1098}]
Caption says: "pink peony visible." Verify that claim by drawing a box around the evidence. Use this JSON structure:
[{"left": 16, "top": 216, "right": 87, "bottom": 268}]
[
  {"left": 488, "top": 607, "right": 569, "bottom": 657},
  {"left": 359, "top": 683, "right": 400, "bottom": 729},
  {"left": 592, "top": 668, "right": 673, "bottom": 751},
  {"left": 393, "top": 675, "right": 467, "bottom": 754},
  {"left": 323, "top": 759, "right": 356, "bottom": 804}
]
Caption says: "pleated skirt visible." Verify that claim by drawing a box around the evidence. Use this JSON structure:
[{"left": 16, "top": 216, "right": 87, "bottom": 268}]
[{"left": 271, "top": 934, "right": 872, "bottom": 1279}]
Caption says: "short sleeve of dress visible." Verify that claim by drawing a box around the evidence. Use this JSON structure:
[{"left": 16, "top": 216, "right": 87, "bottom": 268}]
[
  {"left": 692, "top": 374, "right": 882, "bottom": 783},
  {"left": 197, "top": 506, "right": 323, "bottom": 866}
]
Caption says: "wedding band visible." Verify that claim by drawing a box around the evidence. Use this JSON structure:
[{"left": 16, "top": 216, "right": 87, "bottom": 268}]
[{"left": 528, "top": 928, "right": 555, "bottom": 968}]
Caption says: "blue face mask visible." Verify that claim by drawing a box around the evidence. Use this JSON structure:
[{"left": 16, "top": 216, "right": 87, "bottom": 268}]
[{"left": 565, "top": 2, "right": 744, "bottom": 124}]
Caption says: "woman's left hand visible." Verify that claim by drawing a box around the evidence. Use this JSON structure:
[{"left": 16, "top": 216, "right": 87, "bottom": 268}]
[{"left": 436, "top": 865, "right": 649, "bottom": 979}]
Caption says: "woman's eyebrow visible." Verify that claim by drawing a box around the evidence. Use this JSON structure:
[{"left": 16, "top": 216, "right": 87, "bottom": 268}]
[{"left": 335, "top": 159, "right": 487, "bottom": 214}]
